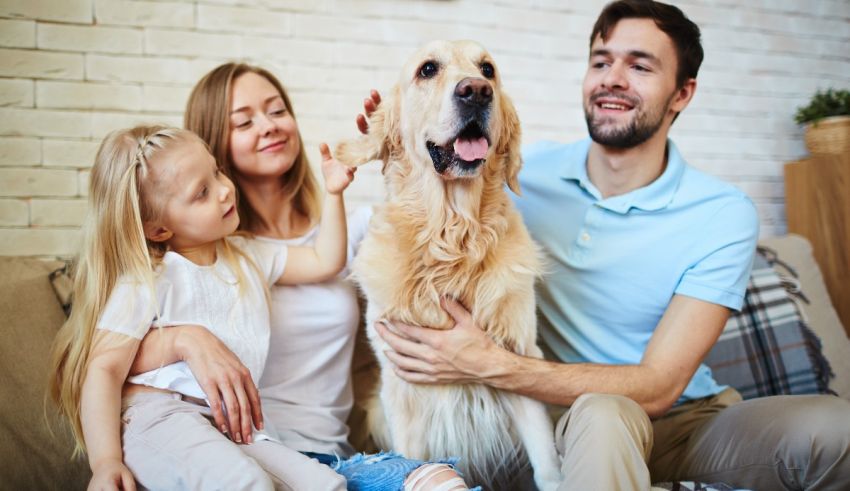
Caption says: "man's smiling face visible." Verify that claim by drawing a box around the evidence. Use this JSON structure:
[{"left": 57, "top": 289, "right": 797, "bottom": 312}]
[{"left": 582, "top": 18, "right": 682, "bottom": 149}]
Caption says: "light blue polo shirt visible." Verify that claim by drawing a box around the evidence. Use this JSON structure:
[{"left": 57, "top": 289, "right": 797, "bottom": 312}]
[{"left": 514, "top": 138, "right": 759, "bottom": 402}]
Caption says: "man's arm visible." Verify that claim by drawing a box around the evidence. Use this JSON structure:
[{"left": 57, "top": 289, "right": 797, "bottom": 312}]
[{"left": 378, "top": 294, "right": 730, "bottom": 417}]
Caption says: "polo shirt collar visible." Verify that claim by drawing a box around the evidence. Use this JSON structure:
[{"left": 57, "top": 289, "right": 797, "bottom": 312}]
[
  {"left": 559, "top": 138, "right": 597, "bottom": 195},
  {"left": 560, "top": 138, "right": 685, "bottom": 214}
]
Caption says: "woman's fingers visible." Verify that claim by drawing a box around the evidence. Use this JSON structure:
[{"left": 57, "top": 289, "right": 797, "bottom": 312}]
[
  {"left": 200, "top": 379, "right": 228, "bottom": 434},
  {"left": 369, "top": 89, "right": 381, "bottom": 108},
  {"left": 197, "top": 370, "right": 258, "bottom": 442},
  {"left": 219, "top": 384, "right": 243, "bottom": 443},
  {"left": 232, "top": 378, "right": 254, "bottom": 444},
  {"left": 357, "top": 89, "right": 382, "bottom": 134},
  {"left": 174, "top": 326, "right": 260, "bottom": 439},
  {"left": 363, "top": 97, "right": 377, "bottom": 115},
  {"left": 246, "top": 378, "right": 263, "bottom": 431},
  {"left": 356, "top": 114, "right": 369, "bottom": 135}
]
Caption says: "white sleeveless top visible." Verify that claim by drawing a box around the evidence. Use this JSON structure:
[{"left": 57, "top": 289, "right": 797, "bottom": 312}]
[{"left": 256, "top": 206, "right": 372, "bottom": 456}]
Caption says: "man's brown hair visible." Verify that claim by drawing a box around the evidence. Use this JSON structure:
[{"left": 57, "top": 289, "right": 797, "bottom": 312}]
[{"left": 591, "top": 0, "right": 704, "bottom": 88}]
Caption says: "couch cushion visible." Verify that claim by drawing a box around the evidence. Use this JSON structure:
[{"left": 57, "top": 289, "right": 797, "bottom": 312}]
[
  {"left": 0, "top": 257, "right": 90, "bottom": 490},
  {"left": 758, "top": 234, "right": 850, "bottom": 400},
  {"left": 704, "top": 249, "right": 833, "bottom": 399}
]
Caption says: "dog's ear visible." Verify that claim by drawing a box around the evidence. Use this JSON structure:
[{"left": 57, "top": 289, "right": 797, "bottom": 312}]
[
  {"left": 496, "top": 92, "right": 522, "bottom": 195},
  {"left": 335, "top": 86, "right": 401, "bottom": 172}
]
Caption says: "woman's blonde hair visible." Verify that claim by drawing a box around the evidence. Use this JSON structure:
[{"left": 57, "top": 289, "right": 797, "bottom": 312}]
[
  {"left": 48, "top": 125, "right": 252, "bottom": 455},
  {"left": 185, "top": 63, "right": 322, "bottom": 231}
]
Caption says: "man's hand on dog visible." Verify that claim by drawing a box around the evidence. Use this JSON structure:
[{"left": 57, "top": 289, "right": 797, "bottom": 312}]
[{"left": 376, "top": 297, "right": 509, "bottom": 384}]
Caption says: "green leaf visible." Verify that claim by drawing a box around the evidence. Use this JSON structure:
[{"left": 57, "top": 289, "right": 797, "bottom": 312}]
[{"left": 794, "top": 88, "right": 850, "bottom": 125}]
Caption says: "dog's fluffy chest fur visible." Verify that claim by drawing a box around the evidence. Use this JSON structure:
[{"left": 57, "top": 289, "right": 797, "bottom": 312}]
[{"left": 353, "top": 194, "right": 540, "bottom": 352}]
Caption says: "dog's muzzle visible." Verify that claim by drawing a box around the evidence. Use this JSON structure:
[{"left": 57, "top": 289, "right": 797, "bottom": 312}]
[{"left": 425, "top": 78, "right": 493, "bottom": 177}]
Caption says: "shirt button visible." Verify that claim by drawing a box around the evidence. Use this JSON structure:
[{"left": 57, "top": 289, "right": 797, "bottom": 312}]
[{"left": 581, "top": 232, "right": 590, "bottom": 242}]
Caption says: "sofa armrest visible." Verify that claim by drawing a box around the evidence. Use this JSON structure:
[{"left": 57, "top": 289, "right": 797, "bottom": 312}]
[
  {"left": 758, "top": 234, "right": 850, "bottom": 400},
  {"left": 0, "top": 257, "right": 90, "bottom": 490}
]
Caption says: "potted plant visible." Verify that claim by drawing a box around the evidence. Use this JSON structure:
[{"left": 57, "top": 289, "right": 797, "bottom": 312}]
[{"left": 794, "top": 88, "right": 850, "bottom": 155}]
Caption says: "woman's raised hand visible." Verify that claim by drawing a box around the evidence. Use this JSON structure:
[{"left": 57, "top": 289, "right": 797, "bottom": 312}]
[
  {"left": 356, "top": 89, "right": 382, "bottom": 135},
  {"left": 319, "top": 142, "right": 356, "bottom": 195}
]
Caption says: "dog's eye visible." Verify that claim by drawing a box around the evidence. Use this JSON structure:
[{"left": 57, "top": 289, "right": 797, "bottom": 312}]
[
  {"left": 480, "top": 62, "right": 495, "bottom": 79},
  {"left": 418, "top": 61, "right": 439, "bottom": 79}
]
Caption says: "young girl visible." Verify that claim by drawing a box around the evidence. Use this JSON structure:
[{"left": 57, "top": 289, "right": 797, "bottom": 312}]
[{"left": 49, "top": 125, "right": 354, "bottom": 490}]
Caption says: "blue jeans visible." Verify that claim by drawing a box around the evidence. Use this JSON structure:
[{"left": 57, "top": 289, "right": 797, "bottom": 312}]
[{"left": 304, "top": 451, "right": 480, "bottom": 491}]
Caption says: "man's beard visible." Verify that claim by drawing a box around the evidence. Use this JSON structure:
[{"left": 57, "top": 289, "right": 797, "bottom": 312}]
[{"left": 584, "top": 92, "right": 672, "bottom": 149}]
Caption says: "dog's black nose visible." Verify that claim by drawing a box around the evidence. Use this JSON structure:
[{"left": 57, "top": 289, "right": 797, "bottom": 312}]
[{"left": 454, "top": 78, "right": 493, "bottom": 107}]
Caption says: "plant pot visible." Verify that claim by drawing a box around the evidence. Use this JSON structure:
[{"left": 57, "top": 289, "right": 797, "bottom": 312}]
[{"left": 804, "top": 115, "right": 850, "bottom": 155}]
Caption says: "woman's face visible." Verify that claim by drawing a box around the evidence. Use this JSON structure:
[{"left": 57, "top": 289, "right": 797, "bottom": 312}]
[{"left": 228, "top": 71, "right": 301, "bottom": 181}]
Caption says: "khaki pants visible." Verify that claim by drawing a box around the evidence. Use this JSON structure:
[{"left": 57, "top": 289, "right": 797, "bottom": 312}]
[
  {"left": 554, "top": 389, "right": 850, "bottom": 491},
  {"left": 121, "top": 392, "right": 346, "bottom": 491}
]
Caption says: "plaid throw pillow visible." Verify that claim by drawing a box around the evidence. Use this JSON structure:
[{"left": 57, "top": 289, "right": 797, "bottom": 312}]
[{"left": 703, "top": 247, "right": 833, "bottom": 399}]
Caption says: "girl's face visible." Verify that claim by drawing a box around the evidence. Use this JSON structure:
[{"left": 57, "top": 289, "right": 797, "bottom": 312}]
[
  {"left": 228, "top": 72, "right": 301, "bottom": 182},
  {"left": 146, "top": 140, "right": 239, "bottom": 254}
]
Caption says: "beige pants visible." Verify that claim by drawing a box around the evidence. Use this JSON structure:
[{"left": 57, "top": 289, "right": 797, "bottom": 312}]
[
  {"left": 121, "top": 392, "right": 346, "bottom": 491},
  {"left": 554, "top": 389, "right": 850, "bottom": 491}
]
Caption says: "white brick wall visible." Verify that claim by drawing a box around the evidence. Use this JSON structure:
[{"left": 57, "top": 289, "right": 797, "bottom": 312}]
[{"left": 1, "top": 0, "right": 848, "bottom": 257}]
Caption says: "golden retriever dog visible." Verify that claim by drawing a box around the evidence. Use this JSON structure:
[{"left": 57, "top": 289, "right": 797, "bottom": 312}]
[{"left": 336, "top": 40, "right": 561, "bottom": 490}]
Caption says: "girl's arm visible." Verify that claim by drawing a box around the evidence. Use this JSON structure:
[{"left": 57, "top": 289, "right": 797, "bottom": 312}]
[
  {"left": 81, "top": 331, "right": 140, "bottom": 491},
  {"left": 277, "top": 143, "right": 355, "bottom": 285},
  {"left": 129, "top": 325, "right": 262, "bottom": 443}
]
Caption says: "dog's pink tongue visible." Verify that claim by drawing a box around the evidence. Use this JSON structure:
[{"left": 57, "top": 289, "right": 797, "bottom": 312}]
[{"left": 453, "top": 137, "right": 488, "bottom": 161}]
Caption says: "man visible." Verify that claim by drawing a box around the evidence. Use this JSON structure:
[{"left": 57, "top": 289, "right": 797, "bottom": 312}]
[{"left": 369, "top": 1, "right": 850, "bottom": 489}]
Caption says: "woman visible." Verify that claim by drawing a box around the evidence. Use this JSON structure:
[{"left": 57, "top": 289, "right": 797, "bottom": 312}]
[{"left": 131, "top": 63, "right": 470, "bottom": 490}]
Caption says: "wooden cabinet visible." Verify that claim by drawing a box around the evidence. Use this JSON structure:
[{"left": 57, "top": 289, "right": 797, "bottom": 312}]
[{"left": 784, "top": 153, "right": 850, "bottom": 336}]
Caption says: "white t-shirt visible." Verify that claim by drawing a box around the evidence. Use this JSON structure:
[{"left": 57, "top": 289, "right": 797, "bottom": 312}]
[
  {"left": 97, "top": 236, "right": 287, "bottom": 399},
  {"left": 257, "top": 206, "right": 372, "bottom": 457}
]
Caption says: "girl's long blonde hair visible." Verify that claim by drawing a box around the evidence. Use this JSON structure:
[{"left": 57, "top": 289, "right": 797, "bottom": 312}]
[
  {"left": 185, "top": 63, "right": 322, "bottom": 231},
  {"left": 48, "top": 125, "right": 252, "bottom": 455}
]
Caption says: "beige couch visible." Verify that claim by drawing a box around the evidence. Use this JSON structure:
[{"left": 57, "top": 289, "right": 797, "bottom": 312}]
[{"left": 2, "top": 234, "right": 848, "bottom": 490}]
